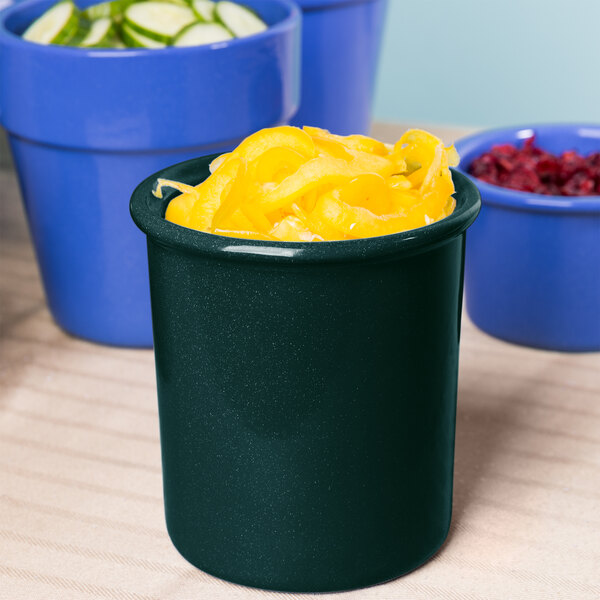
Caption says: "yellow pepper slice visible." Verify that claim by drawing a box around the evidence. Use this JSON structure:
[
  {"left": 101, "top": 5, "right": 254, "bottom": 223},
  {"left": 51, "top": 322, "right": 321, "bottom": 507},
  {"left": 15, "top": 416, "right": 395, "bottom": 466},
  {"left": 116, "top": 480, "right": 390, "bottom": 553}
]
[
  {"left": 253, "top": 146, "right": 306, "bottom": 184},
  {"left": 164, "top": 191, "right": 199, "bottom": 228},
  {"left": 241, "top": 203, "right": 273, "bottom": 234},
  {"left": 303, "top": 125, "right": 331, "bottom": 138},
  {"left": 312, "top": 136, "right": 354, "bottom": 160},
  {"left": 303, "top": 194, "right": 348, "bottom": 241},
  {"left": 441, "top": 196, "right": 456, "bottom": 218},
  {"left": 270, "top": 215, "right": 321, "bottom": 242},
  {"left": 185, "top": 156, "right": 244, "bottom": 232},
  {"left": 315, "top": 191, "right": 418, "bottom": 239},
  {"left": 389, "top": 188, "right": 423, "bottom": 214},
  {"left": 230, "top": 126, "right": 316, "bottom": 164},
  {"left": 209, "top": 153, "right": 231, "bottom": 174},
  {"left": 254, "top": 156, "right": 363, "bottom": 214},
  {"left": 420, "top": 144, "right": 455, "bottom": 219},
  {"left": 338, "top": 173, "right": 392, "bottom": 215},
  {"left": 300, "top": 189, "right": 319, "bottom": 213},
  {"left": 393, "top": 129, "right": 444, "bottom": 187},
  {"left": 446, "top": 145, "right": 460, "bottom": 167},
  {"left": 225, "top": 209, "right": 257, "bottom": 232},
  {"left": 388, "top": 174, "right": 412, "bottom": 190},
  {"left": 344, "top": 134, "right": 390, "bottom": 157},
  {"left": 304, "top": 126, "right": 389, "bottom": 158},
  {"left": 154, "top": 179, "right": 201, "bottom": 229},
  {"left": 211, "top": 158, "right": 248, "bottom": 231},
  {"left": 212, "top": 228, "right": 277, "bottom": 241},
  {"left": 162, "top": 125, "right": 459, "bottom": 241},
  {"left": 153, "top": 178, "right": 198, "bottom": 198},
  {"left": 348, "top": 149, "right": 396, "bottom": 178}
]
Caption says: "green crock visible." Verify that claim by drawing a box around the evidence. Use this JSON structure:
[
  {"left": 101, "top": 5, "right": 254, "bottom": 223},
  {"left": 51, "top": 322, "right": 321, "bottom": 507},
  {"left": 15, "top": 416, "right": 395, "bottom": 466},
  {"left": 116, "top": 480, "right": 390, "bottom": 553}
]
[{"left": 130, "top": 156, "right": 480, "bottom": 592}]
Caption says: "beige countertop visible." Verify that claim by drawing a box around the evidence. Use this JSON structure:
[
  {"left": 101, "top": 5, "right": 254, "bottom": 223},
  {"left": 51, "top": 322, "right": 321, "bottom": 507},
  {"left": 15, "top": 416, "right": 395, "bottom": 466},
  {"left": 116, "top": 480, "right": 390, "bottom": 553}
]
[{"left": 1, "top": 124, "right": 599, "bottom": 600}]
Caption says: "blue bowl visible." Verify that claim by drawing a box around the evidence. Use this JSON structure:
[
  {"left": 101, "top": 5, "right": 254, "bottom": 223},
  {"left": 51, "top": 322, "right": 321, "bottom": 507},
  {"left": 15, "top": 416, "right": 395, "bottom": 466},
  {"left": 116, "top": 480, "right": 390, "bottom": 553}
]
[
  {"left": 455, "top": 124, "right": 600, "bottom": 352},
  {"left": 290, "top": 0, "right": 387, "bottom": 135},
  {"left": 0, "top": 0, "right": 300, "bottom": 347}
]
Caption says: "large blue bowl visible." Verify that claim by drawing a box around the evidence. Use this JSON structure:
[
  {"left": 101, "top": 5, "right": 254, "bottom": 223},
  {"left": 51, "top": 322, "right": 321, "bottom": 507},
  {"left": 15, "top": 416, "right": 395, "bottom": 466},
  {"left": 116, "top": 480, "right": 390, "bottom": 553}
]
[
  {"left": 0, "top": 0, "right": 300, "bottom": 347},
  {"left": 290, "top": 0, "right": 387, "bottom": 135},
  {"left": 455, "top": 124, "right": 600, "bottom": 352}
]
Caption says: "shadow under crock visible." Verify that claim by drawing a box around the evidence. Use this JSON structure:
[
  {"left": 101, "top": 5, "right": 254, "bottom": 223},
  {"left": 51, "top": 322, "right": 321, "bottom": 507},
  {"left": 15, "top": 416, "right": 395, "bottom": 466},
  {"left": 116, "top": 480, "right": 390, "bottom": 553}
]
[
  {"left": 0, "top": 0, "right": 300, "bottom": 347},
  {"left": 130, "top": 158, "right": 480, "bottom": 593}
]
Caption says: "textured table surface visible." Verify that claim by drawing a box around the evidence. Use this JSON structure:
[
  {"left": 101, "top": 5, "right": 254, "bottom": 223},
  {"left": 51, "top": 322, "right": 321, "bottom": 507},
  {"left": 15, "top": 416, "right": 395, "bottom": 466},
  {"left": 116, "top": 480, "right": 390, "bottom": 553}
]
[{"left": 1, "top": 125, "right": 599, "bottom": 600}]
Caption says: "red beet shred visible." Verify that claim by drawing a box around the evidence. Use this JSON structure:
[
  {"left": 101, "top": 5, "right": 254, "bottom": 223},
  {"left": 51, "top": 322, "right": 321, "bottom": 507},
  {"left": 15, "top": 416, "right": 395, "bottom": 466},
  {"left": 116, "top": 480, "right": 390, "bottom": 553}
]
[{"left": 468, "top": 137, "right": 600, "bottom": 196}]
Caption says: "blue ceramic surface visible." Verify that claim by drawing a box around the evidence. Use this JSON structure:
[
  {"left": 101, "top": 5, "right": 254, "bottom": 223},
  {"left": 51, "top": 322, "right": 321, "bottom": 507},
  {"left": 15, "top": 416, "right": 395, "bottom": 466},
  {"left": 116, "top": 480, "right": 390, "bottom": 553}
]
[
  {"left": 455, "top": 124, "right": 600, "bottom": 352},
  {"left": 0, "top": 0, "right": 300, "bottom": 346},
  {"left": 291, "top": 0, "right": 387, "bottom": 135}
]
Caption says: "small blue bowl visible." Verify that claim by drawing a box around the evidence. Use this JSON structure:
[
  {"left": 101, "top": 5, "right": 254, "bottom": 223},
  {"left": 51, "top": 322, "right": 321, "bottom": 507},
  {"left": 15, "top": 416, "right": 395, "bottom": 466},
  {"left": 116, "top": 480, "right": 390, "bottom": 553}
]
[
  {"left": 0, "top": 0, "right": 300, "bottom": 347},
  {"left": 455, "top": 124, "right": 600, "bottom": 352},
  {"left": 290, "top": 0, "right": 387, "bottom": 135}
]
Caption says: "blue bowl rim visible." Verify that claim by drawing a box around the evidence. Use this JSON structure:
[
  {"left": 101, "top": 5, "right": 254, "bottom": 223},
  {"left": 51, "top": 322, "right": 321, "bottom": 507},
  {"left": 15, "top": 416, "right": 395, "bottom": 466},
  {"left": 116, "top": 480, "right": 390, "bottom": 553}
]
[
  {"left": 0, "top": 0, "right": 300, "bottom": 58},
  {"left": 130, "top": 156, "right": 481, "bottom": 265},
  {"left": 455, "top": 123, "right": 600, "bottom": 214}
]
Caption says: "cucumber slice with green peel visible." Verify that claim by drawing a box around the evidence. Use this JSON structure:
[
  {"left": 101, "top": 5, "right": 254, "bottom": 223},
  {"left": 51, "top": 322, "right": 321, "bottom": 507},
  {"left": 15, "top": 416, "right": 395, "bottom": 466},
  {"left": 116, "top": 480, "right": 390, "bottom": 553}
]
[
  {"left": 107, "top": 36, "right": 127, "bottom": 48},
  {"left": 82, "top": 1, "right": 116, "bottom": 20},
  {"left": 173, "top": 21, "right": 231, "bottom": 46},
  {"left": 124, "top": 1, "right": 195, "bottom": 43},
  {"left": 78, "top": 17, "right": 115, "bottom": 47},
  {"left": 23, "top": 0, "right": 80, "bottom": 45},
  {"left": 65, "top": 18, "right": 92, "bottom": 45},
  {"left": 156, "top": 0, "right": 191, "bottom": 7},
  {"left": 82, "top": 4, "right": 111, "bottom": 20},
  {"left": 215, "top": 1, "right": 266, "bottom": 38},
  {"left": 191, "top": 0, "right": 215, "bottom": 22},
  {"left": 82, "top": 0, "right": 137, "bottom": 22},
  {"left": 120, "top": 21, "right": 167, "bottom": 47}
]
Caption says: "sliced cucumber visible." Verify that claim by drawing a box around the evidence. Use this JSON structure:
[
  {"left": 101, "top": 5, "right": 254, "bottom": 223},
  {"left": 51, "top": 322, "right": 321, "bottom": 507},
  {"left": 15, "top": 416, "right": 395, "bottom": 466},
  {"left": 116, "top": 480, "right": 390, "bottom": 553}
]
[
  {"left": 191, "top": 0, "right": 215, "bottom": 22},
  {"left": 156, "top": 0, "right": 191, "bottom": 6},
  {"left": 173, "top": 21, "right": 231, "bottom": 46},
  {"left": 23, "top": 0, "right": 79, "bottom": 45},
  {"left": 108, "top": 37, "right": 127, "bottom": 48},
  {"left": 78, "top": 17, "right": 115, "bottom": 46},
  {"left": 82, "top": 0, "right": 138, "bottom": 22},
  {"left": 65, "top": 18, "right": 92, "bottom": 45},
  {"left": 215, "top": 1, "right": 266, "bottom": 38},
  {"left": 124, "top": 1, "right": 196, "bottom": 43},
  {"left": 82, "top": 1, "right": 116, "bottom": 20},
  {"left": 121, "top": 21, "right": 167, "bottom": 47}
]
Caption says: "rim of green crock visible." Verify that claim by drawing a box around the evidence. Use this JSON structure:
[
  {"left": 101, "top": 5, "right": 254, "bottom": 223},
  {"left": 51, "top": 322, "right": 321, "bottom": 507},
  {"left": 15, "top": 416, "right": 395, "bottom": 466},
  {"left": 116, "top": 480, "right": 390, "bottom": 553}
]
[{"left": 130, "top": 155, "right": 481, "bottom": 264}]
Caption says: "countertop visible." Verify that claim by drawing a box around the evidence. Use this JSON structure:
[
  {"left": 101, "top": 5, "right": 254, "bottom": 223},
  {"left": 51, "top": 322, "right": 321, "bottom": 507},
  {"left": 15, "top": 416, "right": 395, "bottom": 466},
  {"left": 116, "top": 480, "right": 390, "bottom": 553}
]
[{"left": 1, "top": 125, "right": 599, "bottom": 600}]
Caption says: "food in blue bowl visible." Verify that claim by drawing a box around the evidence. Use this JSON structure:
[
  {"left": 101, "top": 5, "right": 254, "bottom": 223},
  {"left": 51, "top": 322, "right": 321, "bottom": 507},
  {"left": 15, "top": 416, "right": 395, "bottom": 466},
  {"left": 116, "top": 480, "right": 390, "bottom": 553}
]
[
  {"left": 0, "top": 0, "right": 300, "bottom": 347},
  {"left": 21, "top": 0, "right": 268, "bottom": 48},
  {"left": 455, "top": 124, "right": 600, "bottom": 352}
]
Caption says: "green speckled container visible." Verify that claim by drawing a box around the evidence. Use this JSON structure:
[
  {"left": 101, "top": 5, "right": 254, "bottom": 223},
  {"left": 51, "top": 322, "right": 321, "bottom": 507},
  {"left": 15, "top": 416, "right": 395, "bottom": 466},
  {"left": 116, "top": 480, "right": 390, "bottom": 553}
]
[{"left": 130, "top": 156, "right": 480, "bottom": 593}]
